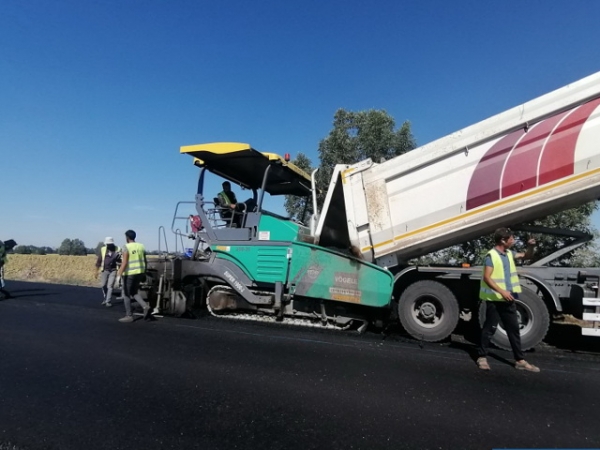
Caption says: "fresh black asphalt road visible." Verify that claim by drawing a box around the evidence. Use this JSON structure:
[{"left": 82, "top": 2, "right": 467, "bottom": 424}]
[{"left": 1, "top": 281, "right": 600, "bottom": 450}]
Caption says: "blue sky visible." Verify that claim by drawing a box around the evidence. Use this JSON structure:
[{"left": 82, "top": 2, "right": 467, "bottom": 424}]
[{"left": 2, "top": 0, "right": 600, "bottom": 250}]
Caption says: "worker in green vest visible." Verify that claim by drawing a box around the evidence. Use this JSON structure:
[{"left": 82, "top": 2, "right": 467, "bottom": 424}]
[
  {"left": 217, "top": 181, "right": 243, "bottom": 227},
  {"left": 477, "top": 227, "right": 539, "bottom": 372},
  {"left": 217, "top": 181, "right": 238, "bottom": 209},
  {"left": 117, "top": 230, "right": 151, "bottom": 323}
]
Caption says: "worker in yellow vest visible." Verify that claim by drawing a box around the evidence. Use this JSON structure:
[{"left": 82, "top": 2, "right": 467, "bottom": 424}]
[
  {"left": 117, "top": 230, "right": 151, "bottom": 323},
  {"left": 95, "top": 237, "right": 121, "bottom": 307},
  {"left": 218, "top": 181, "right": 244, "bottom": 227},
  {"left": 477, "top": 228, "right": 539, "bottom": 372}
]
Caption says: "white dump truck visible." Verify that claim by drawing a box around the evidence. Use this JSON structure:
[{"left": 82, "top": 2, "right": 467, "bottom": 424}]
[{"left": 313, "top": 70, "right": 600, "bottom": 348}]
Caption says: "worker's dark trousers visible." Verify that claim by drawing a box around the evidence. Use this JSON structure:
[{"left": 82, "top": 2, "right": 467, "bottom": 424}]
[
  {"left": 122, "top": 274, "right": 149, "bottom": 317},
  {"left": 478, "top": 297, "right": 524, "bottom": 361}
]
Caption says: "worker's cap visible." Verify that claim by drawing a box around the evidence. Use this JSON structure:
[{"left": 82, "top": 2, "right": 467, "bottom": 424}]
[{"left": 104, "top": 237, "right": 115, "bottom": 244}]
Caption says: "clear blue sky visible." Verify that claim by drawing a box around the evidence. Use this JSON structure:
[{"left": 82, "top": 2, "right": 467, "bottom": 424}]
[{"left": 2, "top": 0, "right": 600, "bottom": 250}]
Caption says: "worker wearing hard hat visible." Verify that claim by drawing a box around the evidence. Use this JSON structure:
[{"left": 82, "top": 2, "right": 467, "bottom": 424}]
[{"left": 95, "top": 237, "right": 122, "bottom": 307}]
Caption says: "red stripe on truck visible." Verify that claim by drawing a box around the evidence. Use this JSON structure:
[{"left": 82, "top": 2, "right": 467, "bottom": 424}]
[
  {"left": 538, "top": 97, "right": 600, "bottom": 185},
  {"left": 465, "top": 129, "right": 524, "bottom": 210},
  {"left": 467, "top": 97, "right": 600, "bottom": 211},
  {"left": 501, "top": 112, "right": 566, "bottom": 198}
]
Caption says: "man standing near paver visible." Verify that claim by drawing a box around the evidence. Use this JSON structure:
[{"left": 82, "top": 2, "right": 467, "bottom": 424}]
[
  {"left": 477, "top": 227, "right": 540, "bottom": 372},
  {"left": 117, "top": 230, "right": 150, "bottom": 323}
]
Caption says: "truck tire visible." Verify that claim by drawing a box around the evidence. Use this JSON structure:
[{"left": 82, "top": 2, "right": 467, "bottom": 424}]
[
  {"left": 478, "top": 286, "right": 550, "bottom": 351},
  {"left": 398, "top": 280, "right": 459, "bottom": 342}
]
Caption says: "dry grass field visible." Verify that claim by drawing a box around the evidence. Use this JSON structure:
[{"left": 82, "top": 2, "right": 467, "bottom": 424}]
[{"left": 4, "top": 254, "right": 99, "bottom": 287}]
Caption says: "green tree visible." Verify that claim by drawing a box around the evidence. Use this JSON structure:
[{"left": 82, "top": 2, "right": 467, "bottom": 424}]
[
  {"left": 58, "top": 238, "right": 87, "bottom": 255},
  {"left": 569, "top": 239, "right": 600, "bottom": 267},
  {"left": 284, "top": 152, "right": 314, "bottom": 221},
  {"left": 315, "top": 109, "right": 416, "bottom": 205},
  {"left": 58, "top": 239, "right": 72, "bottom": 255},
  {"left": 13, "top": 245, "right": 31, "bottom": 254},
  {"left": 32, "top": 246, "right": 46, "bottom": 255},
  {"left": 70, "top": 239, "right": 87, "bottom": 256},
  {"left": 11, "top": 245, "right": 53, "bottom": 255},
  {"left": 284, "top": 109, "right": 417, "bottom": 218}
]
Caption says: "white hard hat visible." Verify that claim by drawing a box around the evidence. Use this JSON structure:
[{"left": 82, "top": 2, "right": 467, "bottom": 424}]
[{"left": 104, "top": 237, "right": 115, "bottom": 244}]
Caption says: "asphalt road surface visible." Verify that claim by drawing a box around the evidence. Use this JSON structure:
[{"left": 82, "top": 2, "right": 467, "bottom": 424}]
[{"left": 1, "top": 281, "right": 600, "bottom": 450}]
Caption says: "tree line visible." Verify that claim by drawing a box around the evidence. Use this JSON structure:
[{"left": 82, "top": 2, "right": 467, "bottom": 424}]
[
  {"left": 12, "top": 239, "right": 95, "bottom": 256},
  {"left": 11, "top": 239, "right": 162, "bottom": 256},
  {"left": 284, "top": 108, "right": 599, "bottom": 267}
]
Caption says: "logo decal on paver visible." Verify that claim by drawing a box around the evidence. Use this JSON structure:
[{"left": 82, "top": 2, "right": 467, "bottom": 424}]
[{"left": 330, "top": 272, "right": 362, "bottom": 303}]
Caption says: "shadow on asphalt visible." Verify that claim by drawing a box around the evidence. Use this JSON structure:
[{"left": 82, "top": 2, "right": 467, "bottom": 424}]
[
  {"left": 2, "top": 287, "right": 56, "bottom": 299},
  {"left": 8, "top": 293, "right": 56, "bottom": 298},
  {"left": 6, "top": 288, "right": 46, "bottom": 293},
  {"left": 543, "top": 323, "right": 600, "bottom": 354},
  {"left": 450, "top": 340, "right": 518, "bottom": 367},
  {"left": 448, "top": 340, "right": 479, "bottom": 363},
  {"left": 454, "top": 317, "right": 600, "bottom": 356}
]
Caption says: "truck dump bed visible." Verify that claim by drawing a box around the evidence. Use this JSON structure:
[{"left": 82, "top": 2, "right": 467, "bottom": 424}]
[{"left": 316, "top": 71, "right": 600, "bottom": 264}]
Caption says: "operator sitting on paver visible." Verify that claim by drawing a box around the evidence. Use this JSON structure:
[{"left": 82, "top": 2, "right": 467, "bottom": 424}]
[{"left": 217, "top": 181, "right": 244, "bottom": 227}]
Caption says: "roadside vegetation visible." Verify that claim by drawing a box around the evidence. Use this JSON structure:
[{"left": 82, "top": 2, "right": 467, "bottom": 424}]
[
  {"left": 4, "top": 236, "right": 165, "bottom": 287},
  {"left": 5, "top": 254, "right": 98, "bottom": 286}
]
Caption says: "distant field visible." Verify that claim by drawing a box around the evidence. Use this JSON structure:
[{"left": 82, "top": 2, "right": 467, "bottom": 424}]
[{"left": 4, "top": 254, "right": 99, "bottom": 287}]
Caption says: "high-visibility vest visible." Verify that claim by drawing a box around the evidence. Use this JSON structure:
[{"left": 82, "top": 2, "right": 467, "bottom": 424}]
[
  {"left": 100, "top": 245, "right": 121, "bottom": 270},
  {"left": 480, "top": 249, "right": 521, "bottom": 301},
  {"left": 218, "top": 190, "right": 234, "bottom": 206},
  {"left": 124, "top": 242, "right": 146, "bottom": 275}
]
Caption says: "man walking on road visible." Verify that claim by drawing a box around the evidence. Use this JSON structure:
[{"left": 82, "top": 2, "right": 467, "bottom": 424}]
[
  {"left": 96, "top": 237, "right": 121, "bottom": 307},
  {"left": 477, "top": 228, "right": 540, "bottom": 372},
  {"left": 117, "top": 230, "right": 151, "bottom": 323}
]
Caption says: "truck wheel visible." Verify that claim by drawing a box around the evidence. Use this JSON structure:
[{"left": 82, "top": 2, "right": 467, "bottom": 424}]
[
  {"left": 398, "top": 280, "right": 459, "bottom": 342},
  {"left": 478, "top": 287, "right": 550, "bottom": 351}
]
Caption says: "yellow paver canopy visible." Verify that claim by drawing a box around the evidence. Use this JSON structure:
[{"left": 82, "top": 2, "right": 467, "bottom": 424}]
[{"left": 181, "top": 142, "right": 312, "bottom": 196}]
